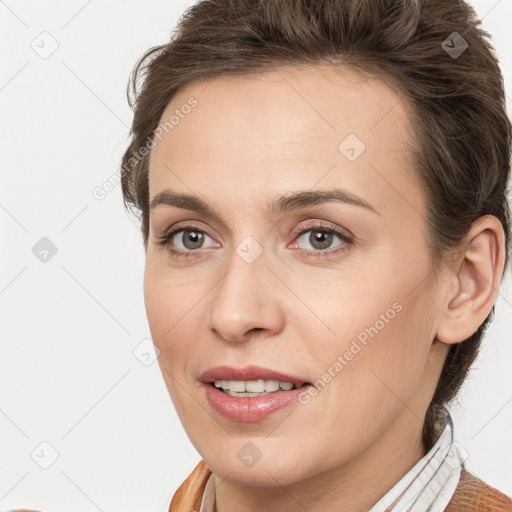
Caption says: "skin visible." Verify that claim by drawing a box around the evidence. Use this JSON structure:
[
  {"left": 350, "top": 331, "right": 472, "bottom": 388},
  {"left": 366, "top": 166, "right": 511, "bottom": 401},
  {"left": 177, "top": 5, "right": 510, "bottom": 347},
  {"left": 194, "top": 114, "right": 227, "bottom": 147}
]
[{"left": 144, "top": 64, "right": 505, "bottom": 512}]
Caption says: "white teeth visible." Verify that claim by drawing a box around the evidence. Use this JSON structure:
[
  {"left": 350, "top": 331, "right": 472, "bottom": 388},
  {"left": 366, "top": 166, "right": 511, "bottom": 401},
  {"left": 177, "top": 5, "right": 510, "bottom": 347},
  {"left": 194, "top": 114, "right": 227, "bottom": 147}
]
[
  {"left": 265, "top": 380, "right": 280, "bottom": 392},
  {"left": 245, "top": 380, "right": 266, "bottom": 392},
  {"left": 213, "top": 379, "right": 298, "bottom": 394},
  {"left": 228, "top": 381, "right": 246, "bottom": 392}
]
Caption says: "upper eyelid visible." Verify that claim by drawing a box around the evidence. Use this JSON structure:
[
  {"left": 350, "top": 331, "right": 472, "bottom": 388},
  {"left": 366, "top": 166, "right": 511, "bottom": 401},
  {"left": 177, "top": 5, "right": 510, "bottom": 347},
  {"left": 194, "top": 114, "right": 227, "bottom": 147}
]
[
  {"left": 293, "top": 225, "right": 354, "bottom": 248},
  {"left": 164, "top": 222, "right": 352, "bottom": 247},
  {"left": 153, "top": 200, "right": 364, "bottom": 235},
  {"left": 162, "top": 219, "right": 349, "bottom": 237}
]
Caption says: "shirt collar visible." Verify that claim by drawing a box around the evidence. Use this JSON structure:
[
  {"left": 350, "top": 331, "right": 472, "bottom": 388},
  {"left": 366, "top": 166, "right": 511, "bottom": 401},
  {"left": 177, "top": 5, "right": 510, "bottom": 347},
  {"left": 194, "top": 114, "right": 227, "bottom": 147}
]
[{"left": 370, "top": 408, "right": 464, "bottom": 511}]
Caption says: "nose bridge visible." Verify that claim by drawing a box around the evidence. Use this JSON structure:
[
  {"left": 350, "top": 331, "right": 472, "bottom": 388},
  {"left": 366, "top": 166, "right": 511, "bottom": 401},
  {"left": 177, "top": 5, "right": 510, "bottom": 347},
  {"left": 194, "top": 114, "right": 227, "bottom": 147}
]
[{"left": 206, "top": 237, "right": 283, "bottom": 342}]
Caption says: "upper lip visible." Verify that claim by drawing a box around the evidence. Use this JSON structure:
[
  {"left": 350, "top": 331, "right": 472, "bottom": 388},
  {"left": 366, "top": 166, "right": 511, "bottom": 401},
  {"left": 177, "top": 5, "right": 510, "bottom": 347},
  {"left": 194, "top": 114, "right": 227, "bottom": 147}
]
[{"left": 200, "top": 365, "right": 310, "bottom": 386}]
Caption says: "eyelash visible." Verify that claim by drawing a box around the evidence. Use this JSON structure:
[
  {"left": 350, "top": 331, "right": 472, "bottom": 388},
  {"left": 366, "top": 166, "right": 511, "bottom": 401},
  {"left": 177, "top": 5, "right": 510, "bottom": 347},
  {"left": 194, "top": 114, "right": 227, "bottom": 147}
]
[{"left": 155, "top": 222, "right": 354, "bottom": 260}]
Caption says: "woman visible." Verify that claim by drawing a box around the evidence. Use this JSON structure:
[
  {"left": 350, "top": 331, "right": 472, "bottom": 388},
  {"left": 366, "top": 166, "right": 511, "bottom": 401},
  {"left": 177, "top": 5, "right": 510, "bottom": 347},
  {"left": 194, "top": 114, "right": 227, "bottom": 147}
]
[{"left": 120, "top": 0, "right": 512, "bottom": 510}]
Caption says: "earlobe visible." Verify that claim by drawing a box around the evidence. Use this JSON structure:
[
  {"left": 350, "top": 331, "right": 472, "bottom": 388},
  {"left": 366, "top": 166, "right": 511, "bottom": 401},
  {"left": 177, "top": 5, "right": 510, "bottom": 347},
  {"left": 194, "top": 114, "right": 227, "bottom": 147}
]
[{"left": 435, "top": 215, "right": 505, "bottom": 345}]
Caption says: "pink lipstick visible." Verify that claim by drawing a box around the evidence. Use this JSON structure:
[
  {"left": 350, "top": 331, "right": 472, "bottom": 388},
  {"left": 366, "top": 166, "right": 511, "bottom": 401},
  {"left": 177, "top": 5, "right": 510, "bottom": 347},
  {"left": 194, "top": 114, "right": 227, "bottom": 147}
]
[{"left": 200, "top": 365, "right": 312, "bottom": 422}]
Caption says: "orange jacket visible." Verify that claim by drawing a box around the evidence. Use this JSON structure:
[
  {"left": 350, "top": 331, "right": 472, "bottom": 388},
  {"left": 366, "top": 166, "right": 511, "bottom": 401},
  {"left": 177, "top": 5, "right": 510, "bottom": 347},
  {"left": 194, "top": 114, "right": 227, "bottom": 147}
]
[{"left": 168, "top": 459, "right": 512, "bottom": 512}]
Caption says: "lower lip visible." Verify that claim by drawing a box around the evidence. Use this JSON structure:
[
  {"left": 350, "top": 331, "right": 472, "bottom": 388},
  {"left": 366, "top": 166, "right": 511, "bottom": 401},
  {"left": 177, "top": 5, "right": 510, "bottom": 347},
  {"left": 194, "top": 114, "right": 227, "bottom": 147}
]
[{"left": 203, "top": 383, "right": 311, "bottom": 422}]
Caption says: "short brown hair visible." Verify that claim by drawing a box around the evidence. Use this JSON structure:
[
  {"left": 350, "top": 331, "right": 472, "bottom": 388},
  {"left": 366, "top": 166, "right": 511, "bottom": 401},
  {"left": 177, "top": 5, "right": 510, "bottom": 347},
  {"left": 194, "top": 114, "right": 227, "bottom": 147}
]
[{"left": 120, "top": 0, "right": 512, "bottom": 450}]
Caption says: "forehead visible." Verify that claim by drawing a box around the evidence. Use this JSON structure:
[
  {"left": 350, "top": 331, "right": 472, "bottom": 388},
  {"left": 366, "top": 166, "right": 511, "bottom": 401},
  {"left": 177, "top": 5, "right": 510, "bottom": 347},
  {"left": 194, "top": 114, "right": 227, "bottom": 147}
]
[{"left": 148, "top": 64, "right": 423, "bottom": 219}]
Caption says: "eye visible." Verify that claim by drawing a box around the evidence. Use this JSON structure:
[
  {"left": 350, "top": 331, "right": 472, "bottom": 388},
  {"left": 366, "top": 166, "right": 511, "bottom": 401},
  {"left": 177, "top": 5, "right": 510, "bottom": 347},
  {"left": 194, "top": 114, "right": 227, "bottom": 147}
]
[
  {"left": 172, "top": 229, "right": 214, "bottom": 251},
  {"left": 156, "top": 221, "right": 354, "bottom": 259},
  {"left": 156, "top": 225, "right": 218, "bottom": 258},
  {"left": 291, "top": 223, "right": 354, "bottom": 257}
]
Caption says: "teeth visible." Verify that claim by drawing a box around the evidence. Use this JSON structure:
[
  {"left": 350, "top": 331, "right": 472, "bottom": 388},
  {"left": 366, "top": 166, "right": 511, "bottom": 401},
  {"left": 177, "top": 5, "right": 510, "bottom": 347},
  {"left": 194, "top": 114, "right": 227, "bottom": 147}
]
[
  {"left": 245, "top": 380, "right": 265, "bottom": 392},
  {"left": 213, "top": 379, "right": 298, "bottom": 394},
  {"left": 265, "top": 380, "right": 280, "bottom": 392},
  {"left": 229, "top": 381, "right": 245, "bottom": 392}
]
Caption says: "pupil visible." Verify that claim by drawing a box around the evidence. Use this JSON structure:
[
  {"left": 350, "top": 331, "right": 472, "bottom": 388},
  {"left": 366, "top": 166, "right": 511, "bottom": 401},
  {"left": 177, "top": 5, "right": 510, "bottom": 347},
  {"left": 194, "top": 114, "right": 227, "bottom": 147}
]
[
  {"left": 184, "top": 230, "right": 203, "bottom": 249},
  {"left": 311, "top": 231, "right": 332, "bottom": 250}
]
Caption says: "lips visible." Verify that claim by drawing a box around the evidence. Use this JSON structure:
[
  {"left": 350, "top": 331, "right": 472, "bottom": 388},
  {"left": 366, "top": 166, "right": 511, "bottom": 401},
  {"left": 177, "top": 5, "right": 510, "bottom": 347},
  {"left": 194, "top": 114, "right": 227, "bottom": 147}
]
[
  {"left": 199, "top": 365, "right": 313, "bottom": 422},
  {"left": 199, "top": 364, "right": 310, "bottom": 386}
]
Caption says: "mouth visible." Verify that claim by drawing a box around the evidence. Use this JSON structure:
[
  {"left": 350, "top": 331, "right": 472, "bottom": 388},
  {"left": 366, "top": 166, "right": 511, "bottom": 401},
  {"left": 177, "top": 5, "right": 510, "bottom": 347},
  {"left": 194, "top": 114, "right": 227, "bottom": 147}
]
[
  {"left": 200, "top": 364, "right": 311, "bottom": 391},
  {"left": 210, "top": 379, "right": 310, "bottom": 397},
  {"left": 199, "top": 365, "right": 313, "bottom": 421}
]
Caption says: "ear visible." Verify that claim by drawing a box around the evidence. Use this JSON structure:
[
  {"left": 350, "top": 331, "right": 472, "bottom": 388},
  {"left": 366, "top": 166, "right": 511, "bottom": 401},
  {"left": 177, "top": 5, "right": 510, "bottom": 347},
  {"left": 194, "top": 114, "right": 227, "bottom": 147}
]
[{"left": 436, "top": 215, "right": 506, "bottom": 345}]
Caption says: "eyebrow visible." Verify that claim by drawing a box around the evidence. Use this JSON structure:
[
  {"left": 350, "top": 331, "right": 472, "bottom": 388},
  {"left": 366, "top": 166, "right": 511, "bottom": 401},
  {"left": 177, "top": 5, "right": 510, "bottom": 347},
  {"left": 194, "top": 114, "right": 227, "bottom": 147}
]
[{"left": 149, "top": 187, "right": 380, "bottom": 217}]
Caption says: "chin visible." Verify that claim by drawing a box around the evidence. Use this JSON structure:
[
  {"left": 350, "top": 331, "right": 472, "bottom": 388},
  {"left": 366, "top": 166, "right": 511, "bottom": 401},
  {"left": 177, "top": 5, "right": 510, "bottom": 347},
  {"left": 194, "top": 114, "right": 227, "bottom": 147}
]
[
  {"left": 209, "top": 456, "right": 307, "bottom": 488},
  {"left": 196, "top": 435, "right": 323, "bottom": 487}
]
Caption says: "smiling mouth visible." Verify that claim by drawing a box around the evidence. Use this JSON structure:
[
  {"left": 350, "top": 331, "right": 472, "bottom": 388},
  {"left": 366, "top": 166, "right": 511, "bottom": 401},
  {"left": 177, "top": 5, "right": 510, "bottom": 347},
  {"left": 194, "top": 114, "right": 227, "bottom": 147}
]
[{"left": 211, "top": 379, "right": 310, "bottom": 397}]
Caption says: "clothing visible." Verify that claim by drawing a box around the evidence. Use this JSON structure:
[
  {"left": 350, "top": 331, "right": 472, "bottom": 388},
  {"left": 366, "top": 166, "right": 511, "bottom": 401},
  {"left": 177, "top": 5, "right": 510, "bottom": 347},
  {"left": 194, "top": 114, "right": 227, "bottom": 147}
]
[{"left": 168, "top": 415, "right": 512, "bottom": 511}]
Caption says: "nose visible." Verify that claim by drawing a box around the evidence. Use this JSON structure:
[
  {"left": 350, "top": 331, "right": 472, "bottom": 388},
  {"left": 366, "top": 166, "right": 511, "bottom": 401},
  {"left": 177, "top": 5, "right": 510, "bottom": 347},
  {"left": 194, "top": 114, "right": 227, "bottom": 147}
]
[{"left": 206, "top": 248, "right": 285, "bottom": 344}]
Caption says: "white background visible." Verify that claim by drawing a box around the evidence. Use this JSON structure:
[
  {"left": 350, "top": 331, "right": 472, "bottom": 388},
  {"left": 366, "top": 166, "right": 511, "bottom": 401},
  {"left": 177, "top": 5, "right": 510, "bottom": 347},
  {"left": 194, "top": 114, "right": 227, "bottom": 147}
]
[{"left": 0, "top": 1, "right": 511, "bottom": 510}]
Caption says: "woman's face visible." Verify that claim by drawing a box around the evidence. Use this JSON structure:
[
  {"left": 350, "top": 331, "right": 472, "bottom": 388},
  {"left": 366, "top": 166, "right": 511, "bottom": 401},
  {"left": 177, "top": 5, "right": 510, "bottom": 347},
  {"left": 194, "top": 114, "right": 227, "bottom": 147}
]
[{"left": 144, "top": 65, "right": 448, "bottom": 486}]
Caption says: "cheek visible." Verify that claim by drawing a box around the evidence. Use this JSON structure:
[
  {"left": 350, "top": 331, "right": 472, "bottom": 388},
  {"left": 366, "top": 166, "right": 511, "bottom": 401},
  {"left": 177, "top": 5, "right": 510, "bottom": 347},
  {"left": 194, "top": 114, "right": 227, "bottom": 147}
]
[
  {"left": 144, "top": 258, "right": 190, "bottom": 355},
  {"left": 293, "top": 255, "right": 435, "bottom": 414},
  {"left": 143, "top": 260, "right": 167, "bottom": 344},
  {"left": 318, "top": 286, "right": 435, "bottom": 432},
  {"left": 143, "top": 263, "right": 203, "bottom": 415},
  {"left": 143, "top": 257, "right": 214, "bottom": 379}
]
